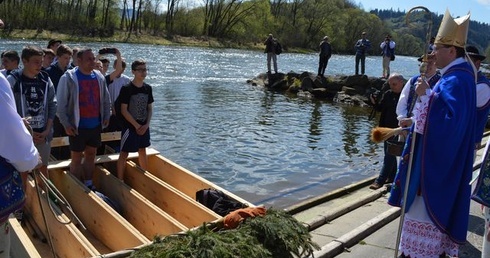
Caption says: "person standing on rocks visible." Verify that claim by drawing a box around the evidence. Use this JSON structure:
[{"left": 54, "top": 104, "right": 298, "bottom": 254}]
[
  {"left": 264, "top": 34, "right": 278, "bottom": 74},
  {"left": 354, "top": 32, "right": 371, "bottom": 75},
  {"left": 317, "top": 36, "right": 332, "bottom": 77},
  {"left": 380, "top": 35, "right": 395, "bottom": 78}
]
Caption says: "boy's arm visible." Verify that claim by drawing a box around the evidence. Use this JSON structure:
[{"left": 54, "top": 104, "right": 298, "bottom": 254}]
[
  {"left": 121, "top": 103, "right": 140, "bottom": 129},
  {"left": 47, "top": 78, "right": 57, "bottom": 121},
  {"left": 56, "top": 75, "right": 70, "bottom": 129},
  {"left": 99, "top": 75, "right": 111, "bottom": 127},
  {"left": 145, "top": 103, "right": 153, "bottom": 126},
  {"left": 108, "top": 49, "right": 123, "bottom": 82}
]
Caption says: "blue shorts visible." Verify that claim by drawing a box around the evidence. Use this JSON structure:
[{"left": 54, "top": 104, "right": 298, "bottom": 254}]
[{"left": 120, "top": 127, "right": 150, "bottom": 153}]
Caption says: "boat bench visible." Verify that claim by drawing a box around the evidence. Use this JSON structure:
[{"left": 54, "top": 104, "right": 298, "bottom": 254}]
[{"left": 48, "top": 131, "right": 160, "bottom": 170}]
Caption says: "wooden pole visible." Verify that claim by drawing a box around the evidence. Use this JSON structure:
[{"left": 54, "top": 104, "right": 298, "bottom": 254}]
[{"left": 394, "top": 6, "right": 432, "bottom": 257}]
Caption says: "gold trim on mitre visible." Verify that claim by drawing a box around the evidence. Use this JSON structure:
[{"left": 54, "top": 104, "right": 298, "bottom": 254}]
[{"left": 434, "top": 9, "right": 470, "bottom": 48}]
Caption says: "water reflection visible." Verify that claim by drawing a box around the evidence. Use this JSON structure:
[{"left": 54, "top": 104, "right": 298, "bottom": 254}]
[{"left": 307, "top": 100, "right": 322, "bottom": 148}]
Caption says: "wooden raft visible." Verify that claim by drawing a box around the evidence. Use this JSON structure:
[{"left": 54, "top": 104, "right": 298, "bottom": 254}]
[{"left": 12, "top": 132, "right": 248, "bottom": 257}]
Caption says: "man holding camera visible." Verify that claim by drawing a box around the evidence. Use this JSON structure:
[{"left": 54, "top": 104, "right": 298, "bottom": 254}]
[
  {"left": 354, "top": 32, "right": 371, "bottom": 75},
  {"left": 380, "top": 35, "right": 395, "bottom": 78},
  {"left": 56, "top": 48, "right": 111, "bottom": 188}
]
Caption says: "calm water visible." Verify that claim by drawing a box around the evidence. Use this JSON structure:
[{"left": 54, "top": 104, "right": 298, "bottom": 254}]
[{"left": 1, "top": 39, "right": 421, "bottom": 208}]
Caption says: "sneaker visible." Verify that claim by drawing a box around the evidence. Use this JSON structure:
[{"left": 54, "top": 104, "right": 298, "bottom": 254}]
[{"left": 369, "top": 182, "right": 383, "bottom": 190}]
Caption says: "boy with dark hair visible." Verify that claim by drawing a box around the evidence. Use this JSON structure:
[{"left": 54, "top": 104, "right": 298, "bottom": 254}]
[
  {"left": 99, "top": 57, "right": 110, "bottom": 75},
  {"left": 116, "top": 59, "right": 154, "bottom": 181},
  {"left": 42, "top": 48, "right": 56, "bottom": 69},
  {"left": 46, "top": 44, "right": 73, "bottom": 159},
  {"left": 46, "top": 44, "right": 73, "bottom": 91},
  {"left": 69, "top": 47, "right": 80, "bottom": 69},
  {"left": 1, "top": 50, "right": 20, "bottom": 77},
  {"left": 7, "top": 45, "right": 56, "bottom": 178}
]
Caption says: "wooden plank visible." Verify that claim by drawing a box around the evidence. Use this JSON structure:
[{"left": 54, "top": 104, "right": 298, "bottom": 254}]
[
  {"left": 24, "top": 176, "right": 100, "bottom": 258},
  {"left": 123, "top": 161, "right": 221, "bottom": 228},
  {"left": 9, "top": 216, "right": 42, "bottom": 258},
  {"left": 47, "top": 148, "right": 160, "bottom": 170},
  {"left": 92, "top": 165, "right": 188, "bottom": 239},
  {"left": 50, "top": 131, "right": 121, "bottom": 148},
  {"left": 48, "top": 169, "right": 150, "bottom": 252},
  {"left": 146, "top": 154, "right": 253, "bottom": 206}
]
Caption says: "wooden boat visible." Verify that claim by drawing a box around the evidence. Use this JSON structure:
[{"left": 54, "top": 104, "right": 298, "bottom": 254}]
[{"left": 10, "top": 132, "right": 253, "bottom": 258}]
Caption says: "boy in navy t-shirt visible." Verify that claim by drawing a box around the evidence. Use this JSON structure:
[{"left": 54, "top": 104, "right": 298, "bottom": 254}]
[{"left": 116, "top": 59, "right": 154, "bottom": 181}]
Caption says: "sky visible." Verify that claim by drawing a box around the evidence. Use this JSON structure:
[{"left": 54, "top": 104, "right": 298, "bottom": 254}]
[{"left": 357, "top": 0, "right": 490, "bottom": 25}]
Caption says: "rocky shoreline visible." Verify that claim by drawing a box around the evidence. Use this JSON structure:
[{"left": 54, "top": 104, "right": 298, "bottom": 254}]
[{"left": 247, "top": 72, "right": 388, "bottom": 106}]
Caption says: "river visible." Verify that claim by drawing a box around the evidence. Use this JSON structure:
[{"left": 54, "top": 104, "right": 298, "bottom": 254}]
[{"left": 1, "top": 39, "right": 421, "bottom": 208}]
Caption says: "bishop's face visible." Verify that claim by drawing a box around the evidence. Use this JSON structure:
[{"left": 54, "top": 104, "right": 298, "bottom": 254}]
[{"left": 433, "top": 44, "right": 455, "bottom": 69}]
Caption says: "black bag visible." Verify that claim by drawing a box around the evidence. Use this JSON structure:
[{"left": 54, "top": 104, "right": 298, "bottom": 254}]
[
  {"left": 0, "top": 156, "right": 26, "bottom": 222},
  {"left": 390, "top": 54, "right": 395, "bottom": 61},
  {"left": 386, "top": 139, "right": 404, "bottom": 156},
  {"left": 275, "top": 42, "right": 283, "bottom": 55},
  {"left": 196, "top": 188, "right": 247, "bottom": 216}
]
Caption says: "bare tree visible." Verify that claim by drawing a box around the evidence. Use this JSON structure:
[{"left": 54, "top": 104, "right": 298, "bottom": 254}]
[
  {"left": 166, "top": 0, "right": 180, "bottom": 35},
  {"left": 127, "top": 0, "right": 137, "bottom": 39},
  {"left": 120, "top": 0, "right": 129, "bottom": 30},
  {"left": 152, "top": 0, "right": 163, "bottom": 35},
  {"left": 203, "top": 0, "right": 257, "bottom": 38}
]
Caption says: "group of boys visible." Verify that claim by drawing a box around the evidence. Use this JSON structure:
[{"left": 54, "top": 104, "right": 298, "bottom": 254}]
[{"left": 0, "top": 40, "right": 154, "bottom": 188}]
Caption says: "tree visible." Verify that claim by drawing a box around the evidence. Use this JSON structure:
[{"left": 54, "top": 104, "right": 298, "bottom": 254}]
[
  {"left": 203, "top": 0, "right": 258, "bottom": 38},
  {"left": 166, "top": 0, "right": 181, "bottom": 35}
]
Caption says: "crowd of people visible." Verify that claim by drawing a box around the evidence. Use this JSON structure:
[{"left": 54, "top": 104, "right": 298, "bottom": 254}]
[
  {"left": 257, "top": 10, "right": 490, "bottom": 258},
  {"left": 374, "top": 10, "right": 489, "bottom": 258},
  {"left": 1, "top": 9, "right": 490, "bottom": 257},
  {"left": 0, "top": 38, "right": 155, "bottom": 255},
  {"left": 263, "top": 31, "right": 398, "bottom": 78},
  {"left": 263, "top": 17, "right": 490, "bottom": 256}
]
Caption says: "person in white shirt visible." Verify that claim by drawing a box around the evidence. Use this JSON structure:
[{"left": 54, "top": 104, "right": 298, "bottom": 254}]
[
  {"left": 380, "top": 35, "right": 396, "bottom": 78},
  {"left": 0, "top": 73, "right": 40, "bottom": 257},
  {"left": 396, "top": 55, "right": 440, "bottom": 129}
]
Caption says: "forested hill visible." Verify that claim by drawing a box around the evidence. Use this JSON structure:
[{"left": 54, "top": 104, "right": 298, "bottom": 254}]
[
  {"left": 0, "top": 0, "right": 488, "bottom": 59},
  {"left": 371, "top": 9, "right": 490, "bottom": 57}
]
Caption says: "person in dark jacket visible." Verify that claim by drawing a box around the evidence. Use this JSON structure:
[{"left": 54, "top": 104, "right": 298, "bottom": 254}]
[
  {"left": 318, "top": 36, "right": 332, "bottom": 77},
  {"left": 264, "top": 34, "right": 278, "bottom": 74},
  {"left": 370, "top": 73, "right": 404, "bottom": 189},
  {"left": 354, "top": 32, "right": 371, "bottom": 75}
]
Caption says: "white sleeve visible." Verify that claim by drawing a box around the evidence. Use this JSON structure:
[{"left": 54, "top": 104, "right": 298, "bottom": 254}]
[
  {"left": 390, "top": 41, "right": 396, "bottom": 48},
  {"left": 0, "top": 75, "right": 39, "bottom": 172},
  {"left": 476, "top": 82, "right": 490, "bottom": 108},
  {"left": 396, "top": 80, "right": 412, "bottom": 120}
]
